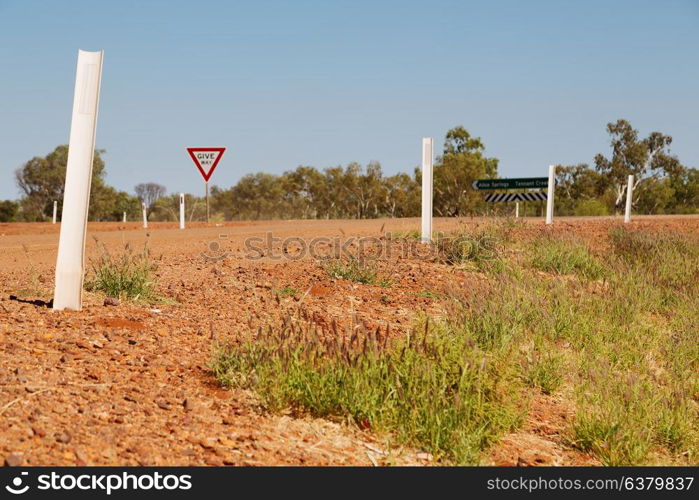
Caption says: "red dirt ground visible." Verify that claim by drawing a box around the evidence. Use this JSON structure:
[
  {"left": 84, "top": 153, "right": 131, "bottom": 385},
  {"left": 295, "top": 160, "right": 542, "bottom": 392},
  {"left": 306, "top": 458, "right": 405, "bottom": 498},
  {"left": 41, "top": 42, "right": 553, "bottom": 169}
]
[{"left": 1, "top": 215, "right": 697, "bottom": 466}]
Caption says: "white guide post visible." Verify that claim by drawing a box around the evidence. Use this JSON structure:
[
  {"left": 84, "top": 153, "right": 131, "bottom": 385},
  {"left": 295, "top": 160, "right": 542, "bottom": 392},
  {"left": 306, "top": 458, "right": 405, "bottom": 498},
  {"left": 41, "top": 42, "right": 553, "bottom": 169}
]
[
  {"left": 53, "top": 50, "right": 104, "bottom": 311},
  {"left": 515, "top": 201, "right": 519, "bottom": 218},
  {"left": 52, "top": 201, "right": 58, "bottom": 224},
  {"left": 122, "top": 211, "right": 126, "bottom": 223},
  {"left": 142, "top": 202, "right": 148, "bottom": 229},
  {"left": 545, "top": 164, "right": 555, "bottom": 225},
  {"left": 179, "top": 193, "right": 185, "bottom": 229},
  {"left": 624, "top": 174, "right": 633, "bottom": 224},
  {"left": 421, "top": 137, "right": 433, "bottom": 243}
]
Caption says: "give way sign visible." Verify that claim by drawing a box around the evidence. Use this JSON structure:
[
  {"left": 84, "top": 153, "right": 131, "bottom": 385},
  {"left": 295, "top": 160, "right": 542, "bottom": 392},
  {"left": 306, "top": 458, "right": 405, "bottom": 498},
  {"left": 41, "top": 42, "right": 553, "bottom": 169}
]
[{"left": 186, "top": 147, "right": 226, "bottom": 182}]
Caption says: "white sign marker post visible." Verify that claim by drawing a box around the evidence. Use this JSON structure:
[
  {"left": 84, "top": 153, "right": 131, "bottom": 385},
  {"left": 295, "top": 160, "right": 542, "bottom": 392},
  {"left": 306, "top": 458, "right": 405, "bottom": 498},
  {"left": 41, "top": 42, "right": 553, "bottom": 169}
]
[
  {"left": 122, "top": 211, "right": 126, "bottom": 223},
  {"left": 421, "top": 137, "right": 433, "bottom": 243},
  {"left": 624, "top": 174, "right": 634, "bottom": 224},
  {"left": 515, "top": 201, "right": 520, "bottom": 218},
  {"left": 545, "top": 164, "right": 555, "bottom": 225},
  {"left": 179, "top": 193, "right": 185, "bottom": 229},
  {"left": 142, "top": 202, "right": 148, "bottom": 229},
  {"left": 53, "top": 50, "right": 104, "bottom": 311},
  {"left": 52, "top": 201, "right": 58, "bottom": 224}
]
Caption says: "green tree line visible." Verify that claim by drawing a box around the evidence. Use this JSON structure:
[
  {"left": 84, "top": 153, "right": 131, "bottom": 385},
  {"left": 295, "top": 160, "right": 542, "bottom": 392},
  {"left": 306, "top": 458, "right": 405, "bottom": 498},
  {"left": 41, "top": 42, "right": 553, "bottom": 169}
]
[{"left": 1, "top": 121, "right": 697, "bottom": 223}]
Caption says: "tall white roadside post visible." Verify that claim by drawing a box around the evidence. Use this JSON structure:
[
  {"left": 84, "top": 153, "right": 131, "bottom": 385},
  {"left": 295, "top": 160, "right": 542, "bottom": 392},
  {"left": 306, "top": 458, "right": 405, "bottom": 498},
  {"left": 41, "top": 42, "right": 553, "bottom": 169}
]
[
  {"left": 179, "top": 193, "right": 185, "bottom": 229},
  {"left": 142, "top": 202, "right": 148, "bottom": 229},
  {"left": 624, "top": 174, "right": 634, "bottom": 224},
  {"left": 53, "top": 50, "right": 104, "bottom": 311},
  {"left": 421, "top": 137, "right": 433, "bottom": 243},
  {"left": 122, "top": 211, "right": 126, "bottom": 223},
  {"left": 515, "top": 201, "right": 519, "bottom": 218},
  {"left": 52, "top": 201, "right": 58, "bottom": 224},
  {"left": 545, "top": 164, "right": 555, "bottom": 225}
]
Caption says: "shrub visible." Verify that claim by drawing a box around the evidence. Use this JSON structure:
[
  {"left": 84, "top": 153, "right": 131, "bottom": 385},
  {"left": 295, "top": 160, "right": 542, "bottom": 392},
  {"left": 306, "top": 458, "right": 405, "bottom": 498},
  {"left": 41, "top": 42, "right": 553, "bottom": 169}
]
[
  {"left": 573, "top": 199, "right": 609, "bottom": 216},
  {"left": 0, "top": 200, "right": 19, "bottom": 222}
]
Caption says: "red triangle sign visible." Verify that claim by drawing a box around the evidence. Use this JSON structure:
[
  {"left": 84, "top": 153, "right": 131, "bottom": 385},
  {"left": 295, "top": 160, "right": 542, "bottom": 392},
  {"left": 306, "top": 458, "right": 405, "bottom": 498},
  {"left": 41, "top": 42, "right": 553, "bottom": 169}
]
[{"left": 187, "top": 147, "right": 226, "bottom": 182}]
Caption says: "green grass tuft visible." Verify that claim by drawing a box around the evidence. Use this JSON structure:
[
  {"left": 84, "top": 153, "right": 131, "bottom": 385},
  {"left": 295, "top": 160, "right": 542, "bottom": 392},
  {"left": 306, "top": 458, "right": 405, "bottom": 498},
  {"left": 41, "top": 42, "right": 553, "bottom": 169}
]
[
  {"left": 609, "top": 226, "right": 699, "bottom": 295},
  {"left": 324, "top": 257, "right": 391, "bottom": 286},
  {"left": 524, "top": 350, "right": 564, "bottom": 395},
  {"left": 390, "top": 228, "right": 421, "bottom": 240},
  {"left": 434, "top": 230, "right": 500, "bottom": 266},
  {"left": 411, "top": 289, "right": 444, "bottom": 300},
  {"left": 276, "top": 287, "right": 298, "bottom": 298},
  {"left": 530, "top": 235, "right": 607, "bottom": 281},
  {"left": 84, "top": 240, "right": 159, "bottom": 302}
]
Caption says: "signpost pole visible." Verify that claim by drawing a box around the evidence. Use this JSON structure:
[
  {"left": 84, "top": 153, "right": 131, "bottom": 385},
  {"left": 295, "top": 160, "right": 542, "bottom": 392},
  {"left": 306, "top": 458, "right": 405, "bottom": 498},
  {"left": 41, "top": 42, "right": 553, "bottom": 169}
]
[
  {"left": 180, "top": 193, "right": 185, "bottom": 229},
  {"left": 624, "top": 174, "right": 633, "bottom": 224},
  {"left": 515, "top": 201, "right": 519, "bottom": 218},
  {"left": 53, "top": 50, "right": 104, "bottom": 311},
  {"left": 122, "top": 211, "right": 126, "bottom": 223},
  {"left": 142, "top": 202, "right": 148, "bottom": 229},
  {"left": 52, "top": 201, "right": 58, "bottom": 224},
  {"left": 205, "top": 182, "right": 209, "bottom": 223},
  {"left": 546, "top": 165, "right": 555, "bottom": 225},
  {"left": 421, "top": 137, "right": 433, "bottom": 243}
]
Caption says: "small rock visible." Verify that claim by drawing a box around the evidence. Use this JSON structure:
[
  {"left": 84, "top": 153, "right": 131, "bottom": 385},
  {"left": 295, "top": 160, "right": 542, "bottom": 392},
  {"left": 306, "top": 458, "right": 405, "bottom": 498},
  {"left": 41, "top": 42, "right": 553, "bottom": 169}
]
[
  {"left": 4, "top": 452, "right": 22, "bottom": 466},
  {"left": 199, "top": 438, "right": 217, "bottom": 449},
  {"left": 218, "top": 437, "right": 237, "bottom": 447},
  {"left": 128, "top": 339, "right": 137, "bottom": 345},
  {"left": 156, "top": 400, "right": 171, "bottom": 410},
  {"left": 74, "top": 448, "right": 89, "bottom": 465},
  {"left": 31, "top": 426, "right": 46, "bottom": 438},
  {"left": 56, "top": 431, "right": 72, "bottom": 444},
  {"left": 103, "top": 297, "right": 120, "bottom": 306}
]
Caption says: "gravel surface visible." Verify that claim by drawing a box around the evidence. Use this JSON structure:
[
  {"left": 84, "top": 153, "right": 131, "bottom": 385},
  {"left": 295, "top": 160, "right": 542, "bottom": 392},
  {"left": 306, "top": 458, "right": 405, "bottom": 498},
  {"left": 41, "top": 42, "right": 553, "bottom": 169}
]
[{"left": 1, "top": 215, "right": 697, "bottom": 466}]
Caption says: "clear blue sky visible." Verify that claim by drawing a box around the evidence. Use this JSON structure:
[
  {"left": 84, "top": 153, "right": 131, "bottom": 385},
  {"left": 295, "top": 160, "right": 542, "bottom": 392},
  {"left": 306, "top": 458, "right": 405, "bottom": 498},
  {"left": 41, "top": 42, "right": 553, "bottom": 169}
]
[{"left": 1, "top": 0, "right": 697, "bottom": 200}]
